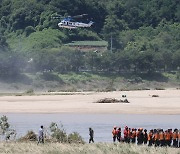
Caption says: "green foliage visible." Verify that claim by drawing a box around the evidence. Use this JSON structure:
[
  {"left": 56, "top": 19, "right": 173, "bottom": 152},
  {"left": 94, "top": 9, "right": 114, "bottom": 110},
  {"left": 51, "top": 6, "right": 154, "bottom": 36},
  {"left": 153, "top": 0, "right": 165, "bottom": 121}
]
[
  {"left": 21, "top": 28, "right": 67, "bottom": 51},
  {"left": 68, "top": 132, "right": 85, "bottom": 144},
  {"left": 24, "top": 26, "right": 36, "bottom": 37},
  {"left": 49, "top": 122, "right": 85, "bottom": 144},
  {"left": 0, "top": 115, "right": 16, "bottom": 140},
  {"left": 41, "top": 72, "right": 63, "bottom": 83},
  {"left": 49, "top": 122, "right": 67, "bottom": 143},
  {"left": 24, "top": 89, "right": 34, "bottom": 95},
  {"left": 0, "top": 51, "right": 26, "bottom": 78},
  {"left": 0, "top": 115, "right": 10, "bottom": 135},
  {"left": 0, "top": 0, "right": 179, "bottom": 80},
  {"left": 19, "top": 130, "right": 37, "bottom": 142}
]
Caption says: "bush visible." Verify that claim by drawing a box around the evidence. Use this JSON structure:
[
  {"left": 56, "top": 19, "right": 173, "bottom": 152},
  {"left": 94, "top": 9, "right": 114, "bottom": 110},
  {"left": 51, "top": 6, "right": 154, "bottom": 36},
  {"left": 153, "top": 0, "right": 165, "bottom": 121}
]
[
  {"left": 68, "top": 132, "right": 85, "bottom": 144},
  {"left": 49, "top": 122, "right": 67, "bottom": 143},
  {"left": 24, "top": 89, "right": 34, "bottom": 95},
  {"left": 19, "top": 130, "right": 37, "bottom": 142},
  {"left": 25, "top": 26, "right": 36, "bottom": 36},
  {"left": 41, "top": 72, "right": 63, "bottom": 83},
  {"left": 0, "top": 115, "right": 16, "bottom": 141},
  {"left": 155, "top": 87, "right": 165, "bottom": 90},
  {"left": 177, "top": 71, "right": 180, "bottom": 80}
]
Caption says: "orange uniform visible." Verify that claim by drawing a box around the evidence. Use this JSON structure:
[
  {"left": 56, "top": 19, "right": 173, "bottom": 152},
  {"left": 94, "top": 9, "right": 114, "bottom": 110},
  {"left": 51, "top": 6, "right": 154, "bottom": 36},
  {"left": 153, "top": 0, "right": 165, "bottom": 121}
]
[
  {"left": 148, "top": 132, "right": 153, "bottom": 141},
  {"left": 170, "top": 131, "right": 173, "bottom": 139},
  {"left": 112, "top": 129, "right": 117, "bottom": 136},
  {"left": 165, "top": 132, "right": 171, "bottom": 140},
  {"left": 128, "top": 129, "right": 131, "bottom": 138},
  {"left": 172, "top": 132, "right": 178, "bottom": 140},
  {"left": 148, "top": 131, "right": 153, "bottom": 146},
  {"left": 154, "top": 132, "right": 159, "bottom": 141},
  {"left": 131, "top": 131, "right": 136, "bottom": 139},
  {"left": 159, "top": 132, "right": 164, "bottom": 141},
  {"left": 136, "top": 131, "right": 140, "bottom": 138}
]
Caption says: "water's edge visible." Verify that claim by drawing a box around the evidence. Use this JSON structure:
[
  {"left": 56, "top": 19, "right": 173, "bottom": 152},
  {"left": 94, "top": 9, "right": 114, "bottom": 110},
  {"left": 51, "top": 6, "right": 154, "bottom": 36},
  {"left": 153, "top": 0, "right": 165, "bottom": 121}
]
[{"left": 1, "top": 113, "right": 180, "bottom": 142}]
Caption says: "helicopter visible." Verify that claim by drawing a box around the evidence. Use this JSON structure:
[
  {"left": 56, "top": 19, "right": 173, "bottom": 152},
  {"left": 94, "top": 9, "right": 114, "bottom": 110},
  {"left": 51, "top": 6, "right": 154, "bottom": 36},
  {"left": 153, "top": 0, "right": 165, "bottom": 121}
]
[{"left": 52, "top": 14, "right": 94, "bottom": 29}]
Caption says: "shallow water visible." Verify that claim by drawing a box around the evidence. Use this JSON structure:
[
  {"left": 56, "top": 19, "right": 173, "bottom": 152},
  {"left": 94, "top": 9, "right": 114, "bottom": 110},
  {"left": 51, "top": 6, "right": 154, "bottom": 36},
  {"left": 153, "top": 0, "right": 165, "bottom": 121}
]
[{"left": 1, "top": 113, "right": 180, "bottom": 142}]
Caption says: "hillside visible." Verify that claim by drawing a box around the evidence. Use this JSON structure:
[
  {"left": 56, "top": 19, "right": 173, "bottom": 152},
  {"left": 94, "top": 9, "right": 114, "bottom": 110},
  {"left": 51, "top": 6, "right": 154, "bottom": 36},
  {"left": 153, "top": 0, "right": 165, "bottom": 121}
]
[{"left": 0, "top": 0, "right": 179, "bottom": 90}]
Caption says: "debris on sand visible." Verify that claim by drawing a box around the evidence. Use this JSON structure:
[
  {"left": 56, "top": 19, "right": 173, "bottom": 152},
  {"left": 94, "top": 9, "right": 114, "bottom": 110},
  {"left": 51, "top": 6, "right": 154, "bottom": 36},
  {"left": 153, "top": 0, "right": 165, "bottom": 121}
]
[
  {"left": 152, "top": 95, "right": 159, "bottom": 97},
  {"left": 122, "top": 95, "right": 126, "bottom": 98},
  {"left": 95, "top": 98, "right": 130, "bottom": 103}
]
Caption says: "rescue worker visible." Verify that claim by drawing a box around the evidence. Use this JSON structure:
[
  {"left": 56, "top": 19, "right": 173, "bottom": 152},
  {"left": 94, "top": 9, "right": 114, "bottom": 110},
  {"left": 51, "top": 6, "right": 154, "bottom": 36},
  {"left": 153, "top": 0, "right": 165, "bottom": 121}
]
[
  {"left": 136, "top": 128, "right": 140, "bottom": 144},
  {"left": 148, "top": 129, "right": 153, "bottom": 146},
  {"left": 154, "top": 129, "right": 160, "bottom": 147},
  {"left": 37, "top": 125, "right": 44, "bottom": 144},
  {"left": 139, "top": 128, "right": 144, "bottom": 145},
  {"left": 89, "top": 128, "right": 94, "bottom": 143},
  {"left": 117, "top": 127, "right": 121, "bottom": 142},
  {"left": 165, "top": 130, "right": 171, "bottom": 146},
  {"left": 137, "top": 128, "right": 144, "bottom": 145},
  {"left": 112, "top": 126, "right": 117, "bottom": 142},
  {"left": 131, "top": 128, "right": 136, "bottom": 144},
  {"left": 159, "top": 129, "right": 165, "bottom": 146},
  {"left": 169, "top": 129, "right": 173, "bottom": 146},
  {"left": 143, "top": 129, "right": 148, "bottom": 145},
  {"left": 127, "top": 128, "right": 132, "bottom": 143},
  {"left": 124, "top": 126, "right": 128, "bottom": 143},
  {"left": 178, "top": 130, "right": 180, "bottom": 148},
  {"left": 172, "top": 129, "right": 178, "bottom": 147}
]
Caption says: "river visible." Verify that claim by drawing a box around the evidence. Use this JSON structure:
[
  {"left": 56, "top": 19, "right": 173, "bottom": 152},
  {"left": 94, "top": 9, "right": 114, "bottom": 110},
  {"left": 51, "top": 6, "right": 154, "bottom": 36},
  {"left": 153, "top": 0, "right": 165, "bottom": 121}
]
[{"left": 1, "top": 113, "right": 180, "bottom": 142}]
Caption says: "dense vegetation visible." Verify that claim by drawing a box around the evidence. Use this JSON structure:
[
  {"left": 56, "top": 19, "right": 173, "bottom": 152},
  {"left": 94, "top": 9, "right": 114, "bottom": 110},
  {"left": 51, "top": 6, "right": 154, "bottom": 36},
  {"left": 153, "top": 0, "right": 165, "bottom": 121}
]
[{"left": 0, "top": 0, "right": 180, "bottom": 83}]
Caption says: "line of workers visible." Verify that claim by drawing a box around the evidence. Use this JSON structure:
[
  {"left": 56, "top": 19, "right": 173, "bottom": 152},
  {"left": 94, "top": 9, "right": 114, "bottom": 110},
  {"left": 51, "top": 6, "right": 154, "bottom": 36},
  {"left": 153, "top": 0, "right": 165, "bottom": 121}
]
[{"left": 112, "top": 126, "right": 180, "bottom": 147}]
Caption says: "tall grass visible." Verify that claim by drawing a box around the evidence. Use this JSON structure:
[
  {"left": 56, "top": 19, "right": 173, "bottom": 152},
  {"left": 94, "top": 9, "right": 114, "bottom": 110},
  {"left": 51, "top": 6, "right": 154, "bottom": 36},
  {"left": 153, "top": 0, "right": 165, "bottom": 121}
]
[{"left": 0, "top": 142, "right": 179, "bottom": 154}]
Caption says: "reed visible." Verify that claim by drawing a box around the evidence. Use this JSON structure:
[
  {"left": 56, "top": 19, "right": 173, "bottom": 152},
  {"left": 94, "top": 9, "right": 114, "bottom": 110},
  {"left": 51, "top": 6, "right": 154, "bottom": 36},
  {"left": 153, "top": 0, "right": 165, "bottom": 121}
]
[{"left": 0, "top": 142, "right": 179, "bottom": 154}]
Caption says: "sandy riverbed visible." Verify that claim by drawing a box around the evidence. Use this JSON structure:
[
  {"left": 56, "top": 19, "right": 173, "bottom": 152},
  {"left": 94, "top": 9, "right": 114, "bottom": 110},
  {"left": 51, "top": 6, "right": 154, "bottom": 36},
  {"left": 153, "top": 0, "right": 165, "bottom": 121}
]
[{"left": 0, "top": 89, "right": 179, "bottom": 114}]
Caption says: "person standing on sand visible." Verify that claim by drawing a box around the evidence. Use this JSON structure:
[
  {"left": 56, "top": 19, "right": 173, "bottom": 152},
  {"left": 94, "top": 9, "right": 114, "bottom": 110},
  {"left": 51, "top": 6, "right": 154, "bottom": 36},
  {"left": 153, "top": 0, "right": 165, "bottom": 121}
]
[
  {"left": 143, "top": 129, "right": 148, "bottom": 145},
  {"left": 123, "top": 126, "right": 128, "bottom": 143},
  {"left": 148, "top": 129, "right": 153, "bottom": 146},
  {"left": 117, "top": 127, "right": 121, "bottom": 142},
  {"left": 178, "top": 130, "right": 180, "bottom": 148},
  {"left": 131, "top": 128, "right": 136, "bottom": 143},
  {"left": 37, "top": 125, "right": 44, "bottom": 144},
  {"left": 89, "top": 128, "right": 94, "bottom": 143},
  {"left": 112, "top": 126, "right": 118, "bottom": 142},
  {"left": 159, "top": 129, "right": 165, "bottom": 146},
  {"left": 172, "top": 129, "right": 178, "bottom": 147}
]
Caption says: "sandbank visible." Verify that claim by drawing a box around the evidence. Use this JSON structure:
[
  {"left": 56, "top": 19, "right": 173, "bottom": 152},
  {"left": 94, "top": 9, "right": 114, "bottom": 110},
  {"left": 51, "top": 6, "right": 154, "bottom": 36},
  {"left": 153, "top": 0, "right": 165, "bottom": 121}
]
[{"left": 0, "top": 89, "right": 179, "bottom": 114}]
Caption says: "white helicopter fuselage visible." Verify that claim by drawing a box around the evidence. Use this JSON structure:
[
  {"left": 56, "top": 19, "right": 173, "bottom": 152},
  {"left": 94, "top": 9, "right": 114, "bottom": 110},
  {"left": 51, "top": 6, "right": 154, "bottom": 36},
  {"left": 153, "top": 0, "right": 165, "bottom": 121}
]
[{"left": 58, "top": 20, "right": 93, "bottom": 29}]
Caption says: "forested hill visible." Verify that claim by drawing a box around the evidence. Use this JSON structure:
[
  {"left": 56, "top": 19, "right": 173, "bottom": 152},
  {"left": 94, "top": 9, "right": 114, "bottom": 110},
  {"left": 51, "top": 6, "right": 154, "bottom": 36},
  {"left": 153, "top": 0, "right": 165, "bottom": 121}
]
[
  {"left": 0, "top": 0, "right": 179, "bottom": 46},
  {"left": 0, "top": 0, "right": 180, "bottom": 84}
]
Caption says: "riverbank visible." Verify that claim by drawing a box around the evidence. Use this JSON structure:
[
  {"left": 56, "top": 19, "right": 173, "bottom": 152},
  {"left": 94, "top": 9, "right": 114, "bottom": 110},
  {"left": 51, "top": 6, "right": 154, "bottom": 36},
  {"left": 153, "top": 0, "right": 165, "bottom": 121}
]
[
  {"left": 0, "top": 142, "right": 179, "bottom": 154},
  {"left": 0, "top": 89, "right": 179, "bottom": 114}
]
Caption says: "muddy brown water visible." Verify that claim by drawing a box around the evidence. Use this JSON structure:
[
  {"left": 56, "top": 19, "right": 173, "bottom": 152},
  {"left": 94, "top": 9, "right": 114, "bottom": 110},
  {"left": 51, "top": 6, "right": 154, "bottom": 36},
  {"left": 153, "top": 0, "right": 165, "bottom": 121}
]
[{"left": 1, "top": 113, "right": 180, "bottom": 142}]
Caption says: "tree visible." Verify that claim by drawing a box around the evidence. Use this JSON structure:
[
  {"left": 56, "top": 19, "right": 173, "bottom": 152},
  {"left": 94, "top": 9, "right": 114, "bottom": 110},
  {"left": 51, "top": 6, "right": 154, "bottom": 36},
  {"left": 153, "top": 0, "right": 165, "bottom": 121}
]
[
  {"left": 0, "top": 115, "right": 16, "bottom": 140},
  {"left": 172, "top": 50, "right": 180, "bottom": 69}
]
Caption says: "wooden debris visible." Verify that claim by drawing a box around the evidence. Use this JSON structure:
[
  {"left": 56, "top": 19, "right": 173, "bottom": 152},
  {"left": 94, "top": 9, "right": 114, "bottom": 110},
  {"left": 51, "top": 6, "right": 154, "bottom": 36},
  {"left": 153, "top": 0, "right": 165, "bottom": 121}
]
[
  {"left": 152, "top": 95, "right": 159, "bottom": 97},
  {"left": 95, "top": 98, "right": 130, "bottom": 103}
]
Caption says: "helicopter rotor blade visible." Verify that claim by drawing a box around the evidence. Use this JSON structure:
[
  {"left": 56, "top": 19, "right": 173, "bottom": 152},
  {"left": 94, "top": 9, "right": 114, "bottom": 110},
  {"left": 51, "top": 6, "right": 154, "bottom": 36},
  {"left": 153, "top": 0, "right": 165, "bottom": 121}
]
[
  {"left": 72, "top": 14, "right": 88, "bottom": 18},
  {"left": 51, "top": 13, "right": 63, "bottom": 19}
]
